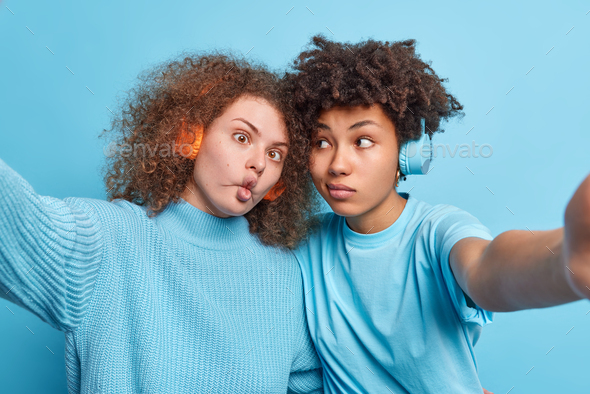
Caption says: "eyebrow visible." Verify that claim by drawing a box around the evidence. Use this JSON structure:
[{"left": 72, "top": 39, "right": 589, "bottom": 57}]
[
  {"left": 317, "top": 119, "right": 381, "bottom": 131},
  {"left": 232, "top": 118, "right": 289, "bottom": 148}
]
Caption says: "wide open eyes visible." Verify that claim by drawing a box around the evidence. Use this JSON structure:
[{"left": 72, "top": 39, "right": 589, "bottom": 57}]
[
  {"left": 234, "top": 133, "right": 249, "bottom": 144},
  {"left": 233, "top": 132, "right": 283, "bottom": 162},
  {"left": 267, "top": 151, "right": 282, "bottom": 162}
]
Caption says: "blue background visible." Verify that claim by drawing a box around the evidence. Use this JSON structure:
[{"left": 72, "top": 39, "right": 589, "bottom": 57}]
[{"left": 1, "top": 0, "right": 589, "bottom": 392}]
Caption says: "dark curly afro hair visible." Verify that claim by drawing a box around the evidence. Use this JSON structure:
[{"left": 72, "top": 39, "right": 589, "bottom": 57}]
[
  {"left": 100, "top": 51, "right": 323, "bottom": 250},
  {"left": 284, "top": 34, "right": 465, "bottom": 182}
]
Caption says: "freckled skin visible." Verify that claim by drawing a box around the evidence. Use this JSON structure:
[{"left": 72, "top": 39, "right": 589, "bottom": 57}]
[{"left": 180, "top": 96, "right": 289, "bottom": 218}]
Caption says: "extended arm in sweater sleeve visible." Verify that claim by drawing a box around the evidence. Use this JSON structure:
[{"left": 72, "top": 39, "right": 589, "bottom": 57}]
[
  {"left": 287, "top": 269, "right": 324, "bottom": 393},
  {"left": 287, "top": 342, "right": 324, "bottom": 394},
  {"left": 0, "top": 158, "right": 104, "bottom": 332}
]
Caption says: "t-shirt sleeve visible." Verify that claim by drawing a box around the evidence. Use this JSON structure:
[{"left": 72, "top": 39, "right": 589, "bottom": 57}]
[
  {"left": 428, "top": 204, "right": 494, "bottom": 327},
  {"left": 0, "top": 158, "right": 104, "bottom": 332}
]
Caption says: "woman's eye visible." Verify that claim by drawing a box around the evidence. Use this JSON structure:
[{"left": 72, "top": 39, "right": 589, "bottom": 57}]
[
  {"left": 314, "top": 140, "right": 329, "bottom": 149},
  {"left": 356, "top": 138, "right": 373, "bottom": 148},
  {"left": 234, "top": 133, "right": 249, "bottom": 144},
  {"left": 268, "top": 151, "right": 282, "bottom": 162}
]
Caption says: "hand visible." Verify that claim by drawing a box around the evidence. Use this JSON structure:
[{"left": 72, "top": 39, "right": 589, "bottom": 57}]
[
  {"left": 483, "top": 388, "right": 494, "bottom": 394},
  {"left": 563, "top": 173, "right": 590, "bottom": 298}
]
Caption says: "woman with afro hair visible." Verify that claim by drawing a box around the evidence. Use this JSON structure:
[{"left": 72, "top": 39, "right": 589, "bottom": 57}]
[
  {"left": 286, "top": 34, "right": 590, "bottom": 393},
  {"left": 0, "top": 52, "right": 326, "bottom": 393}
]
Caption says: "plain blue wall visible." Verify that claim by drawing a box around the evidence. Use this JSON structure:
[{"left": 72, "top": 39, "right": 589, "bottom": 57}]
[{"left": 1, "top": 0, "right": 589, "bottom": 392}]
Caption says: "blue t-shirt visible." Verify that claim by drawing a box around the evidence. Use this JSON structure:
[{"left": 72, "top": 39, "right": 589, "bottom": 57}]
[{"left": 293, "top": 193, "right": 494, "bottom": 393}]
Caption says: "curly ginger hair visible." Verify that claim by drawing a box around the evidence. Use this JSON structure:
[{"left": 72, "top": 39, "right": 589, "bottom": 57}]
[
  {"left": 285, "top": 34, "right": 465, "bottom": 182},
  {"left": 100, "top": 52, "right": 323, "bottom": 249}
]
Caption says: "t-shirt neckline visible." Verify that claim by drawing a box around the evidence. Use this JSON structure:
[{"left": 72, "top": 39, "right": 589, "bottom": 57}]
[{"left": 341, "top": 192, "right": 416, "bottom": 248}]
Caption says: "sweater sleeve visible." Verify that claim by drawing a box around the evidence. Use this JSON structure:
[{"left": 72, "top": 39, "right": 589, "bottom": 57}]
[
  {"left": 287, "top": 343, "right": 324, "bottom": 394},
  {"left": 0, "top": 158, "right": 104, "bottom": 332}
]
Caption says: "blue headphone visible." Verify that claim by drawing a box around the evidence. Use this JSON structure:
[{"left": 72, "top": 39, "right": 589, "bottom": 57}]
[{"left": 398, "top": 117, "right": 432, "bottom": 175}]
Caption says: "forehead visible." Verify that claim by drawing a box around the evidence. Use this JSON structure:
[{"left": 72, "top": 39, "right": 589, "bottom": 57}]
[
  {"left": 219, "top": 95, "right": 288, "bottom": 138},
  {"left": 317, "top": 104, "right": 392, "bottom": 128},
  {"left": 223, "top": 95, "right": 281, "bottom": 120}
]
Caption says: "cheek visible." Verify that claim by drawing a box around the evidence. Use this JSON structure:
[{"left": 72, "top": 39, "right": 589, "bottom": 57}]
[
  {"left": 309, "top": 153, "right": 325, "bottom": 178},
  {"left": 203, "top": 139, "right": 233, "bottom": 169},
  {"left": 194, "top": 148, "right": 227, "bottom": 182},
  {"left": 223, "top": 153, "right": 241, "bottom": 174},
  {"left": 309, "top": 165, "right": 323, "bottom": 186},
  {"left": 274, "top": 160, "right": 285, "bottom": 175},
  {"left": 356, "top": 156, "right": 395, "bottom": 191},
  {"left": 265, "top": 165, "right": 284, "bottom": 191},
  {"left": 309, "top": 168, "right": 326, "bottom": 194}
]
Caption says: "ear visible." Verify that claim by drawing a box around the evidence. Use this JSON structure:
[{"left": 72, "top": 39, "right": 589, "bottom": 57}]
[{"left": 175, "top": 121, "right": 204, "bottom": 160}]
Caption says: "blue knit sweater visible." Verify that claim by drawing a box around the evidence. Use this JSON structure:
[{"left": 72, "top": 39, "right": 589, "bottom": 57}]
[{"left": 0, "top": 158, "right": 323, "bottom": 393}]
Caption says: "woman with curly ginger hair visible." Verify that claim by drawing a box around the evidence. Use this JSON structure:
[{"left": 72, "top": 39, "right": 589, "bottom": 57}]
[
  {"left": 287, "top": 34, "right": 590, "bottom": 394},
  {"left": 0, "top": 52, "right": 325, "bottom": 393}
]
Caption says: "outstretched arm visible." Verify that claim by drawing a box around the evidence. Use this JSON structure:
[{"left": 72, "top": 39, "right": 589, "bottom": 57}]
[
  {"left": 563, "top": 174, "right": 590, "bottom": 299},
  {"left": 0, "top": 157, "right": 104, "bottom": 331},
  {"left": 450, "top": 174, "right": 590, "bottom": 312}
]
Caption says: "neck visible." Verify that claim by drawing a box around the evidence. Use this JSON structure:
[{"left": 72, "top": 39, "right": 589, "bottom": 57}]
[{"left": 345, "top": 189, "right": 408, "bottom": 235}]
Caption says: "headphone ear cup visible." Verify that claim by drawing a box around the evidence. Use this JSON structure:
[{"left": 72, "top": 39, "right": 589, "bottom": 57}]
[
  {"left": 263, "top": 180, "right": 286, "bottom": 201},
  {"left": 398, "top": 118, "right": 431, "bottom": 175},
  {"left": 173, "top": 80, "right": 222, "bottom": 160},
  {"left": 175, "top": 122, "right": 204, "bottom": 160},
  {"left": 398, "top": 141, "right": 410, "bottom": 175}
]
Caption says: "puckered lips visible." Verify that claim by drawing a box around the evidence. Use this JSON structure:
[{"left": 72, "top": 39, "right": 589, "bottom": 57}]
[{"left": 237, "top": 175, "right": 257, "bottom": 202}]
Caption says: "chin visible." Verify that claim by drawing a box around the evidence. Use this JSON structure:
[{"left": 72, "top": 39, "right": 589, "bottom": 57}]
[
  {"left": 323, "top": 196, "right": 363, "bottom": 218},
  {"left": 221, "top": 199, "right": 257, "bottom": 217},
  {"left": 331, "top": 206, "right": 363, "bottom": 218}
]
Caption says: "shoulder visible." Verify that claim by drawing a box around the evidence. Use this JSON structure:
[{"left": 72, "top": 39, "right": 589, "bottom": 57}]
[
  {"left": 428, "top": 203, "right": 488, "bottom": 232},
  {"left": 61, "top": 197, "right": 153, "bottom": 232},
  {"left": 409, "top": 197, "right": 482, "bottom": 231},
  {"left": 313, "top": 211, "right": 340, "bottom": 236},
  {"left": 292, "top": 211, "right": 339, "bottom": 267},
  {"left": 297, "top": 211, "right": 340, "bottom": 248},
  {"left": 410, "top": 198, "right": 493, "bottom": 253},
  {"left": 276, "top": 247, "right": 306, "bottom": 286},
  {"left": 401, "top": 196, "right": 492, "bottom": 248}
]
